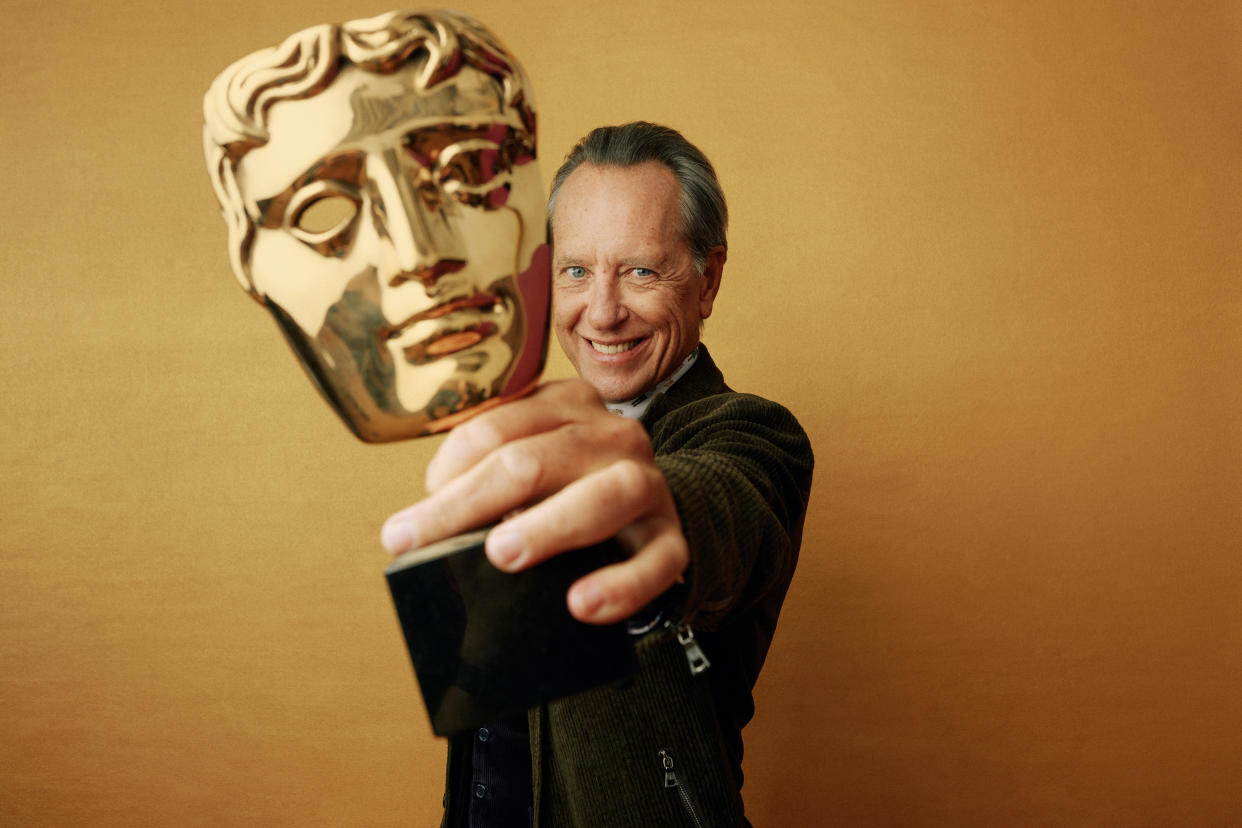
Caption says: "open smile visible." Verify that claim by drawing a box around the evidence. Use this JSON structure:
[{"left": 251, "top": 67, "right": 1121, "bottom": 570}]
[{"left": 589, "top": 338, "right": 644, "bottom": 355}]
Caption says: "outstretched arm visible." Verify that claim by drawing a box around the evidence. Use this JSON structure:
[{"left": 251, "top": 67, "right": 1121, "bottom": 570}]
[{"left": 646, "top": 392, "right": 814, "bottom": 629}]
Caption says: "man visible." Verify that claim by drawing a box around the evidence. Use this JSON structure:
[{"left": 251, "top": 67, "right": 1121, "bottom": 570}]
[
  {"left": 202, "top": 9, "right": 549, "bottom": 442},
  {"left": 383, "top": 122, "right": 814, "bottom": 826}
]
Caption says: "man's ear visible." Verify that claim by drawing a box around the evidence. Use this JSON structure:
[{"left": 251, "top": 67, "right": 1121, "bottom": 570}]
[{"left": 698, "top": 245, "right": 726, "bottom": 320}]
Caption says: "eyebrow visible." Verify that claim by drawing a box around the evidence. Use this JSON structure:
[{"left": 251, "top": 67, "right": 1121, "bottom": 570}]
[
  {"left": 550, "top": 254, "right": 675, "bottom": 272},
  {"left": 620, "top": 256, "right": 672, "bottom": 269},
  {"left": 403, "top": 122, "right": 527, "bottom": 167}
]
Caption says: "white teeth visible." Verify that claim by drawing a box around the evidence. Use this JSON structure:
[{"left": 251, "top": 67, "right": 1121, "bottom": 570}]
[{"left": 591, "top": 340, "right": 635, "bottom": 355}]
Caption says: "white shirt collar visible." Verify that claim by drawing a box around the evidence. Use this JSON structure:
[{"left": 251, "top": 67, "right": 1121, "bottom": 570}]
[{"left": 604, "top": 348, "right": 700, "bottom": 420}]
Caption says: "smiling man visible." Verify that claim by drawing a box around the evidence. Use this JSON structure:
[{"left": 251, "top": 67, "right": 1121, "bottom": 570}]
[
  {"left": 550, "top": 158, "right": 723, "bottom": 405},
  {"left": 385, "top": 122, "right": 814, "bottom": 826}
]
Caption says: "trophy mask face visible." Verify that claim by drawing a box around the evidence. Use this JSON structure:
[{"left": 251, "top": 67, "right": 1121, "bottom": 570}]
[{"left": 224, "top": 58, "right": 549, "bottom": 442}]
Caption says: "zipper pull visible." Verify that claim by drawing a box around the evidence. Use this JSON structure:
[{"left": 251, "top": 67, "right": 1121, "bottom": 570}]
[
  {"left": 676, "top": 623, "right": 710, "bottom": 675},
  {"left": 659, "top": 749, "right": 678, "bottom": 787}
]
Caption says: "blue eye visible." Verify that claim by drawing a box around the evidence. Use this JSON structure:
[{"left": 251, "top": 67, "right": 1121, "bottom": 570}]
[
  {"left": 565, "top": 266, "right": 587, "bottom": 279},
  {"left": 631, "top": 267, "right": 655, "bottom": 278}
]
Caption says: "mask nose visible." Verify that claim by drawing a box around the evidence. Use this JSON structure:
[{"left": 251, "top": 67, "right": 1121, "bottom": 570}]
[
  {"left": 368, "top": 149, "right": 467, "bottom": 291},
  {"left": 389, "top": 258, "right": 466, "bottom": 289}
]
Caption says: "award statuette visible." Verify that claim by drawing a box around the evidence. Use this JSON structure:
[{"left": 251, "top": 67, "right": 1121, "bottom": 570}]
[{"left": 202, "top": 9, "right": 636, "bottom": 735}]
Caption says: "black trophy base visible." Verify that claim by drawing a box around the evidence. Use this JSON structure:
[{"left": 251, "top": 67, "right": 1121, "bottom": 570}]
[{"left": 385, "top": 529, "right": 638, "bottom": 736}]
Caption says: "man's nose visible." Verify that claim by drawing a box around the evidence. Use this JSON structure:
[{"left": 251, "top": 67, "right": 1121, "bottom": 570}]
[
  {"left": 585, "top": 274, "right": 628, "bottom": 329},
  {"left": 368, "top": 149, "right": 466, "bottom": 290}
]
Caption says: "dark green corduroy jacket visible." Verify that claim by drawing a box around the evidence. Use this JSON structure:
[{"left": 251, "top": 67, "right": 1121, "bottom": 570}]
[{"left": 447, "top": 347, "right": 814, "bottom": 827}]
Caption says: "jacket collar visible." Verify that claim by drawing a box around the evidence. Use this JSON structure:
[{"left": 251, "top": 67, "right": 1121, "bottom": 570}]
[{"left": 641, "top": 344, "right": 729, "bottom": 426}]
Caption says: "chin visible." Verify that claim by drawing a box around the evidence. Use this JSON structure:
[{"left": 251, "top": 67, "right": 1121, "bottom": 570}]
[{"left": 594, "top": 376, "right": 643, "bottom": 404}]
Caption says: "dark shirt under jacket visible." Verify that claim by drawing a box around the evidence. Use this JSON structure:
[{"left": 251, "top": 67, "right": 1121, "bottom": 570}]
[{"left": 448, "top": 715, "right": 531, "bottom": 828}]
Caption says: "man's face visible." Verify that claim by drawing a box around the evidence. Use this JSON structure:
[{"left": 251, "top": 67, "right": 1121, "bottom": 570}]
[
  {"left": 551, "top": 162, "right": 722, "bottom": 403},
  {"left": 235, "top": 63, "right": 548, "bottom": 441}
]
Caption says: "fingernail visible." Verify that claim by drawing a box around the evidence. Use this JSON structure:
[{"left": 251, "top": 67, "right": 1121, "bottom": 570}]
[
  {"left": 486, "top": 528, "right": 523, "bottom": 569},
  {"left": 381, "top": 519, "right": 417, "bottom": 555},
  {"left": 569, "top": 583, "right": 604, "bottom": 619}
]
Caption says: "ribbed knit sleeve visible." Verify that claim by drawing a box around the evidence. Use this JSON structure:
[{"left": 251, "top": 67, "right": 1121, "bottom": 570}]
[{"left": 649, "top": 392, "right": 814, "bottom": 630}]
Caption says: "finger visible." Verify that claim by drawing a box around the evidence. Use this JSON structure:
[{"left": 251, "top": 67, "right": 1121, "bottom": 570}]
[
  {"left": 387, "top": 416, "right": 622, "bottom": 553},
  {"left": 426, "top": 379, "right": 603, "bottom": 491},
  {"left": 565, "top": 526, "right": 689, "bottom": 625},
  {"left": 483, "top": 458, "right": 671, "bottom": 571},
  {"left": 405, "top": 408, "right": 654, "bottom": 554},
  {"left": 381, "top": 439, "right": 545, "bottom": 553}
]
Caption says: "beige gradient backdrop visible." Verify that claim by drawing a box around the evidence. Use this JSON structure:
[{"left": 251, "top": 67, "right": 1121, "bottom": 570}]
[{"left": 2, "top": 1, "right": 1239, "bottom": 824}]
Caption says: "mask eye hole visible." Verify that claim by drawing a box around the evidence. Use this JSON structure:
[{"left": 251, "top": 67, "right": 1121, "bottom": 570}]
[
  {"left": 287, "top": 184, "right": 361, "bottom": 255},
  {"left": 295, "top": 193, "right": 357, "bottom": 235}
]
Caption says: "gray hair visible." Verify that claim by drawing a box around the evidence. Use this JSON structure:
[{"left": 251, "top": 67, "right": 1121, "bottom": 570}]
[{"left": 547, "top": 122, "right": 727, "bottom": 274}]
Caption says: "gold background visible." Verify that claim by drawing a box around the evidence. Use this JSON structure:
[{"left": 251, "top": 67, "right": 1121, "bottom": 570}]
[{"left": 2, "top": 1, "right": 1239, "bottom": 824}]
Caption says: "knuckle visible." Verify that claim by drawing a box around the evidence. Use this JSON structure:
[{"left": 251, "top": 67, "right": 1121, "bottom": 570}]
[
  {"left": 601, "top": 565, "right": 645, "bottom": 610},
  {"left": 597, "top": 415, "right": 654, "bottom": 458},
  {"left": 666, "top": 535, "right": 689, "bottom": 574},
  {"left": 567, "top": 378, "right": 603, "bottom": 406},
  {"left": 496, "top": 444, "right": 543, "bottom": 496},
  {"left": 540, "top": 377, "right": 600, "bottom": 409},
  {"left": 427, "top": 418, "right": 503, "bottom": 489},
  {"left": 457, "top": 415, "right": 505, "bottom": 457},
  {"left": 606, "top": 458, "right": 656, "bottom": 506},
  {"left": 623, "top": 428, "right": 655, "bottom": 460}
]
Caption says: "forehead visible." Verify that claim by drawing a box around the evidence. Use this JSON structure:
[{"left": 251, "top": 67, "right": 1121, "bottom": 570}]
[
  {"left": 238, "top": 63, "right": 514, "bottom": 199},
  {"left": 552, "top": 162, "right": 684, "bottom": 253}
]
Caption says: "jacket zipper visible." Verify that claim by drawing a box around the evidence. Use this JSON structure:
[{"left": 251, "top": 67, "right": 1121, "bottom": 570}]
[
  {"left": 672, "top": 620, "right": 710, "bottom": 675},
  {"left": 656, "top": 623, "right": 709, "bottom": 825},
  {"left": 659, "top": 749, "right": 705, "bottom": 828}
]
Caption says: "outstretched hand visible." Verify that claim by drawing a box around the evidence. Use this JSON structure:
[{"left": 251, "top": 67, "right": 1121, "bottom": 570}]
[{"left": 381, "top": 380, "right": 688, "bottom": 625}]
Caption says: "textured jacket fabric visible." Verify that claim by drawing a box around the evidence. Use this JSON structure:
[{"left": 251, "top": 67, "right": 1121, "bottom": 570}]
[{"left": 447, "top": 347, "right": 814, "bottom": 827}]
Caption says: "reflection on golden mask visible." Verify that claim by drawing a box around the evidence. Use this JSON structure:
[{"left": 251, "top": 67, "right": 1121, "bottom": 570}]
[{"left": 203, "top": 10, "right": 549, "bottom": 441}]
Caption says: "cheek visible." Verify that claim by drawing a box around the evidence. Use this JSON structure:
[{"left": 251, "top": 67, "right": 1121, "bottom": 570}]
[
  {"left": 551, "top": 290, "right": 590, "bottom": 352},
  {"left": 631, "top": 286, "right": 693, "bottom": 330},
  {"left": 551, "top": 287, "right": 579, "bottom": 329},
  {"left": 250, "top": 231, "right": 352, "bottom": 335},
  {"left": 668, "top": 283, "right": 707, "bottom": 329}
]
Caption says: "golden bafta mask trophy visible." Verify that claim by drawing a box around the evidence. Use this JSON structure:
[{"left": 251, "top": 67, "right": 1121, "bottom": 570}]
[{"left": 203, "top": 9, "right": 633, "bottom": 735}]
